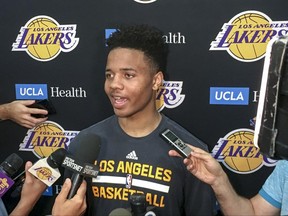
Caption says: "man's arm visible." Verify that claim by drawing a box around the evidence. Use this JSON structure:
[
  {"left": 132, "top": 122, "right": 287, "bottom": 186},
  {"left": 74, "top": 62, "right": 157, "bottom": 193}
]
[
  {"left": 9, "top": 161, "right": 47, "bottom": 216},
  {"left": 169, "top": 145, "right": 279, "bottom": 215},
  {"left": 0, "top": 100, "right": 48, "bottom": 128}
]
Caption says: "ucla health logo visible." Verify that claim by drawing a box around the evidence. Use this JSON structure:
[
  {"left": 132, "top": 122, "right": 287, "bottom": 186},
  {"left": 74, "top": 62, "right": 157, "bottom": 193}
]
[
  {"left": 156, "top": 81, "right": 185, "bottom": 111},
  {"left": 212, "top": 128, "right": 277, "bottom": 174},
  {"left": 210, "top": 10, "right": 288, "bottom": 62},
  {"left": 12, "top": 15, "right": 79, "bottom": 61},
  {"left": 15, "top": 84, "right": 48, "bottom": 100},
  {"left": 210, "top": 87, "right": 249, "bottom": 105}
]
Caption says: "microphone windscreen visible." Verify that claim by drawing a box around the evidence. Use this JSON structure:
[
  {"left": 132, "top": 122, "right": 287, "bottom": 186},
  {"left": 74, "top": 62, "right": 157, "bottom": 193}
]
[
  {"left": 254, "top": 36, "right": 288, "bottom": 159},
  {"left": 0, "top": 153, "right": 23, "bottom": 176},
  {"left": 47, "top": 148, "right": 67, "bottom": 168},
  {"left": 68, "top": 132, "right": 101, "bottom": 164},
  {"left": 109, "top": 208, "right": 132, "bottom": 216}
]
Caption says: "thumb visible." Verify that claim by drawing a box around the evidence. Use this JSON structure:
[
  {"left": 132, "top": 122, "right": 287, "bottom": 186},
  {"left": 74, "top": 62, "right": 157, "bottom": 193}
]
[{"left": 24, "top": 161, "right": 34, "bottom": 183}]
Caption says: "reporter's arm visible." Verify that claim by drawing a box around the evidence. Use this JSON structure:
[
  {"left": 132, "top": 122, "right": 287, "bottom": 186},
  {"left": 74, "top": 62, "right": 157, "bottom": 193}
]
[
  {"left": 9, "top": 161, "right": 47, "bottom": 216},
  {"left": 52, "top": 178, "right": 87, "bottom": 216},
  {"left": 169, "top": 145, "right": 278, "bottom": 215},
  {"left": 0, "top": 100, "right": 48, "bottom": 128}
]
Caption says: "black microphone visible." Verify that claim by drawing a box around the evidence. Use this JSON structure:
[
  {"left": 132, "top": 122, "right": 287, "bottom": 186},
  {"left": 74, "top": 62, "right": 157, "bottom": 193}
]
[
  {"left": 28, "top": 148, "right": 67, "bottom": 187},
  {"left": 130, "top": 193, "right": 157, "bottom": 216},
  {"left": 10, "top": 148, "right": 67, "bottom": 198},
  {"left": 130, "top": 193, "right": 147, "bottom": 216},
  {"left": 64, "top": 132, "right": 101, "bottom": 199},
  {"left": 254, "top": 35, "right": 288, "bottom": 159},
  {"left": 0, "top": 153, "right": 23, "bottom": 198},
  {"left": 10, "top": 148, "right": 67, "bottom": 199}
]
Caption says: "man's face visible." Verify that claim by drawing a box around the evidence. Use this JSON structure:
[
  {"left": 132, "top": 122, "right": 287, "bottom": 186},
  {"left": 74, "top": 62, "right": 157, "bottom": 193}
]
[{"left": 104, "top": 48, "right": 158, "bottom": 118}]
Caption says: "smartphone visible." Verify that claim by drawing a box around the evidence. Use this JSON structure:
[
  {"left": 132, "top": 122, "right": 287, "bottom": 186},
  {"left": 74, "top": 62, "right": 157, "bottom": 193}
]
[
  {"left": 160, "top": 128, "right": 192, "bottom": 158},
  {"left": 28, "top": 99, "right": 56, "bottom": 118}
]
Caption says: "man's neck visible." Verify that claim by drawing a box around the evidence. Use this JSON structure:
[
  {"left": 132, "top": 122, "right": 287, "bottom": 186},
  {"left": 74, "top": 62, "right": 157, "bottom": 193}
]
[{"left": 118, "top": 112, "right": 162, "bottom": 137}]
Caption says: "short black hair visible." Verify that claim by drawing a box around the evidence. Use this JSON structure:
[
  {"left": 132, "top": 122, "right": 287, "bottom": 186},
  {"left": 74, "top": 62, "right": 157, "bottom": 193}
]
[{"left": 106, "top": 24, "right": 169, "bottom": 73}]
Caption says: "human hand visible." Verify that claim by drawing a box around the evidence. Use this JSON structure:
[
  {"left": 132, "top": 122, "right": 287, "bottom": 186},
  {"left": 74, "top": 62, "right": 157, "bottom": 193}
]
[
  {"left": 10, "top": 161, "right": 47, "bottom": 216},
  {"left": 169, "top": 145, "right": 225, "bottom": 186},
  {"left": 0, "top": 100, "right": 48, "bottom": 128},
  {"left": 52, "top": 178, "right": 87, "bottom": 216}
]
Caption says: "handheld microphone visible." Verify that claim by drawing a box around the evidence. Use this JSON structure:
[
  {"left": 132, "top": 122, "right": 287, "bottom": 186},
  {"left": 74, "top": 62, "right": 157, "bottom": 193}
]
[
  {"left": 64, "top": 132, "right": 101, "bottom": 199},
  {"left": 254, "top": 35, "right": 288, "bottom": 159},
  {"left": 28, "top": 148, "right": 67, "bottom": 187},
  {"left": 130, "top": 193, "right": 147, "bottom": 216},
  {"left": 130, "top": 193, "right": 157, "bottom": 216},
  {"left": 0, "top": 153, "right": 23, "bottom": 198}
]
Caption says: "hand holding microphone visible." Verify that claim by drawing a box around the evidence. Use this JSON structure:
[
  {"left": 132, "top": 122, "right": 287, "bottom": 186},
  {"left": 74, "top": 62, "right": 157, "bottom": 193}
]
[
  {"left": 9, "top": 161, "right": 47, "bottom": 216},
  {"left": 62, "top": 132, "right": 101, "bottom": 199},
  {"left": 52, "top": 178, "right": 87, "bottom": 216},
  {"left": 28, "top": 148, "right": 67, "bottom": 187},
  {"left": 0, "top": 153, "right": 23, "bottom": 198}
]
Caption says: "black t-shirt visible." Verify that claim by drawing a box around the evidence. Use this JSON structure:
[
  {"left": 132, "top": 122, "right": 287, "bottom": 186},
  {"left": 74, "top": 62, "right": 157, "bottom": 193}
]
[{"left": 68, "top": 114, "right": 215, "bottom": 216}]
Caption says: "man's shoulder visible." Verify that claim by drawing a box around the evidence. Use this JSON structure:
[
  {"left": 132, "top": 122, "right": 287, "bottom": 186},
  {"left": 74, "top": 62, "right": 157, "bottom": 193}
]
[{"left": 162, "top": 115, "right": 208, "bottom": 150}]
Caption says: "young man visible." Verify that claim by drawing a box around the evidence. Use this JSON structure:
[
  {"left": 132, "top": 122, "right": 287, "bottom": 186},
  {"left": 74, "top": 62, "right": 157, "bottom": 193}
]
[
  {"left": 169, "top": 145, "right": 287, "bottom": 215},
  {"left": 68, "top": 24, "right": 215, "bottom": 215}
]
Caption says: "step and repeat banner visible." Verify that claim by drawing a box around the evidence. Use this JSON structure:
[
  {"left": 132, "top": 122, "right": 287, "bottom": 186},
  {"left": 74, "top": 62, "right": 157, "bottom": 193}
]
[{"left": 1, "top": 0, "right": 288, "bottom": 215}]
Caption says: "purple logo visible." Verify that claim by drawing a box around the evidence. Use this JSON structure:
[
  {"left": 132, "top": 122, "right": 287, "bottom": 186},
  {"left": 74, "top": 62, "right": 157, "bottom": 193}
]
[{"left": 0, "top": 173, "right": 15, "bottom": 198}]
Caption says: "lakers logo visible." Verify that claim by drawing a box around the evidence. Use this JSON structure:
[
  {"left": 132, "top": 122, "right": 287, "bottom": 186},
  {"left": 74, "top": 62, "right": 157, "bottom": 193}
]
[
  {"left": 12, "top": 15, "right": 79, "bottom": 61},
  {"left": 156, "top": 81, "right": 185, "bottom": 111},
  {"left": 19, "top": 121, "right": 79, "bottom": 158},
  {"left": 210, "top": 11, "right": 288, "bottom": 62},
  {"left": 35, "top": 167, "right": 53, "bottom": 181},
  {"left": 212, "top": 128, "right": 276, "bottom": 174}
]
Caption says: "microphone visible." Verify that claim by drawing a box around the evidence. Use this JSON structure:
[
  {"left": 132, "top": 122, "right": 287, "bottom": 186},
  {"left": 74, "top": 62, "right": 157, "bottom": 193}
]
[
  {"left": 0, "top": 153, "right": 23, "bottom": 198},
  {"left": 130, "top": 193, "right": 147, "bottom": 216},
  {"left": 64, "top": 132, "right": 101, "bottom": 199},
  {"left": 109, "top": 208, "right": 132, "bottom": 216},
  {"left": 254, "top": 35, "right": 288, "bottom": 159},
  {"left": 27, "top": 148, "right": 67, "bottom": 187},
  {"left": 130, "top": 193, "right": 157, "bottom": 216}
]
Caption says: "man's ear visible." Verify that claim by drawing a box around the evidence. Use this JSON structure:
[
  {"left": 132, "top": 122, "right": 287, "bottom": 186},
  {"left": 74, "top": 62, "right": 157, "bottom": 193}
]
[{"left": 153, "top": 71, "right": 164, "bottom": 90}]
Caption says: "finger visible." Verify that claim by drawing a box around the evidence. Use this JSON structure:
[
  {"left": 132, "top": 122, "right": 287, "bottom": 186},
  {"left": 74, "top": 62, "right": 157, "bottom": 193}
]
[
  {"left": 75, "top": 180, "right": 87, "bottom": 198},
  {"left": 168, "top": 150, "right": 182, "bottom": 157},
  {"left": 24, "top": 161, "right": 34, "bottom": 183},
  {"left": 19, "top": 122, "right": 34, "bottom": 129},
  {"left": 57, "top": 178, "right": 72, "bottom": 202},
  {"left": 29, "top": 108, "right": 49, "bottom": 115},
  {"left": 33, "top": 117, "right": 48, "bottom": 124},
  {"left": 19, "top": 100, "right": 36, "bottom": 106},
  {"left": 25, "top": 116, "right": 48, "bottom": 127}
]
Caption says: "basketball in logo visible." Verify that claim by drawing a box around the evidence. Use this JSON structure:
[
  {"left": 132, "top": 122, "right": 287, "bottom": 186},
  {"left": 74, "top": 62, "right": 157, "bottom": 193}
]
[
  {"left": 227, "top": 11, "right": 272, "bottom": 61},
  {"left": 26, "top": 16, "right": 61, "bottom": 60},
  {"left": 36, "top": 167, "right": 52, "bottom": 180},
  {"left": 31, "top": 121, "right": 64, "bottom": 158},
  {"left": 223, "top": 129, "right": 263, "bottom": 173}
]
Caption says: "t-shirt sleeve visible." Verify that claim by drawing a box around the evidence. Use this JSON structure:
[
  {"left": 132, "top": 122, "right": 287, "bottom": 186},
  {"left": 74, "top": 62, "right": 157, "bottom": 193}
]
[{"left": 259, "top": 160, "right": 287, "bottom": 209}]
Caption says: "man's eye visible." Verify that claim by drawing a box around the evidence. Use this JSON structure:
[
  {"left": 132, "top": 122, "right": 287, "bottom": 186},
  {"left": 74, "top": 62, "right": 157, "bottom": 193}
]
[
  {"left": 125, "top": 74, "right": 134, "bottom": 79},
  {"left": 105, "top": 73, "right": 112, "bottom": 79}
]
